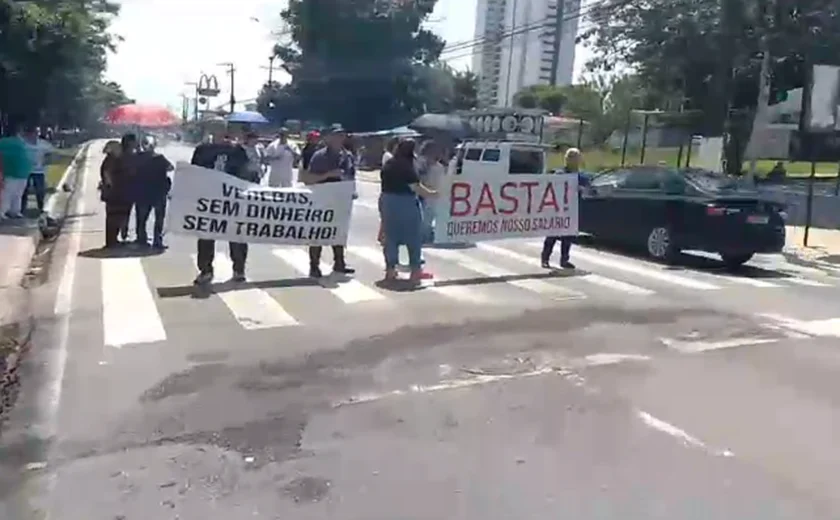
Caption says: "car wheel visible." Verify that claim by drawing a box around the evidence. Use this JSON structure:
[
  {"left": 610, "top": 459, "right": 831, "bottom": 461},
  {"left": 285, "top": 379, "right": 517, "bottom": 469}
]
[
  {"left": 720, "top": 253, "right": 753, "bottom": 270},
  {"left": 646, "top": 226, "right": 678, "bottom": 262}
]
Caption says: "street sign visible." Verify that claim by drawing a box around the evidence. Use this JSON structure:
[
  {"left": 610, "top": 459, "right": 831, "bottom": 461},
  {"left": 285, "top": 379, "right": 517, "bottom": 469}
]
[{"left": 197, "top": 74, "right": 220, "bottom": 97}]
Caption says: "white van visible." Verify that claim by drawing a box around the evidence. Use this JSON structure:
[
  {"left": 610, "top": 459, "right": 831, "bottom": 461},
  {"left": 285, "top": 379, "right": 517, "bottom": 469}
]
[{"left": 447, "top": 140, "right": 548, "bottom": 177}]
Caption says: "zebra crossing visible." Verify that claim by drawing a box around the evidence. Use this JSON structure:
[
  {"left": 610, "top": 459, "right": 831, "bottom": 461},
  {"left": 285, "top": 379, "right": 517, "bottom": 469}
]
[{"left": 92, "top": 236, "right": 835, "bottom": 348}]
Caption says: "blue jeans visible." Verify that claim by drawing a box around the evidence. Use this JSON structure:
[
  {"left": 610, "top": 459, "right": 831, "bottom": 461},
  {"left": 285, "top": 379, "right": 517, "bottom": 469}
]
[
  {"left": 21, "top": 173, "right": 46, "bottom": 212},
  {"left": 420, "top": 197, "right": 435, "bottom": 244},
  {"left": 379, "top": 192, "right": 423, "bottom": 270}
]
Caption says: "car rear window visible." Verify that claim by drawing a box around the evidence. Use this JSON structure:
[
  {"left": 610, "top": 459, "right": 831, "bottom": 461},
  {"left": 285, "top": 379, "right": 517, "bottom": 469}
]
[{"left": 683, "top": 168, "right": 757, "bottom": 193}]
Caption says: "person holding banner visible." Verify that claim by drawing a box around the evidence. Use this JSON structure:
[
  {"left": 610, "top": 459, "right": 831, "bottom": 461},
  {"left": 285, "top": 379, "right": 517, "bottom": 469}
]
[
  {"left": 190, "top": 133, "right": 252, "bottom": 285},
  {"left": 541, "top": 147, "right": 584, "bottom": 270},
  {"left": 379, "top": 139, "right": 436, "bottom": 283},
  {"left": 302, "top": 124, "right": 355, "bottom": 278}
]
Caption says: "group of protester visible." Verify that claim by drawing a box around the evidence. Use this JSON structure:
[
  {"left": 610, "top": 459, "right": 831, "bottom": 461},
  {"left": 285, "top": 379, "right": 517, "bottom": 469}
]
[
  {"left": 0, "top": 121, "right": 57, "bottom": 221},
  {"left": 99, "top": 133, "right": 173, "bottom": 249},
  {"left": 98, "top": 123, "right": 579, "bottom": 288}
]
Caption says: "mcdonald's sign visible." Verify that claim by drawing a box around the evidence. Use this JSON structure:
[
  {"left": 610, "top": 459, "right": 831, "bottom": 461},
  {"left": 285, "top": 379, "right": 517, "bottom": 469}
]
[{"left": 197, "top": 74, "right": 220, "bottom": 97}]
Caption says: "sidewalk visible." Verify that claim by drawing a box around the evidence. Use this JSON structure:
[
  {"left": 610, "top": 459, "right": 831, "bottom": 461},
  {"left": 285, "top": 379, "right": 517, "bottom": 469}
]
[
  {"left": 0, "top": 143, "right": 89, "bottom": 423},
  {"left": 784, "top": 225, "right": 840, "bottom": 270}
]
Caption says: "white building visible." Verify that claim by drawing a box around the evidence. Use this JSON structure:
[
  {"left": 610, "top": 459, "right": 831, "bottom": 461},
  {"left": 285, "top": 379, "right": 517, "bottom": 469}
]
[{"left": 472, "top": 0, "right": 579, "bottom": 108}]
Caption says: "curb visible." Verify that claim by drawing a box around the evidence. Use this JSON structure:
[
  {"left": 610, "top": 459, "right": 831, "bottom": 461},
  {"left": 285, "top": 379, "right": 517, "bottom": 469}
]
[{"left": 0, "top": 142, "right": 91, "bottom": 425}]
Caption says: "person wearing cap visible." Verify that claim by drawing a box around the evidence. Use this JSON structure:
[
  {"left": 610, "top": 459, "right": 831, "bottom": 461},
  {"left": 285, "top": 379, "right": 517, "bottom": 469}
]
[
  {"left": 265, "top": 128, "right": 300, "bottom": 187},
  {"left": 300, "top": 130, "right": 321, "bottom": 171},
  {"left": 189, "top": 130, "right": 252, "bottom": 285},
  {"left": 242, "top": 132, "right": 266, "bottom": 183},
  {"left": 301, "top": 124, "right": 355, "bottom": 278},
  {"left": 134, "top": 135, "right": 173, "bottom": 249}
]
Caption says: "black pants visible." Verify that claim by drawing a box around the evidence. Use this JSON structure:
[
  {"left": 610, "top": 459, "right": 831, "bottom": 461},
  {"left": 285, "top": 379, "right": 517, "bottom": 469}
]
[
  {"left": 105, "top": 203, "right": 130, "bottom": 247},
  {"left": 21, "top": 174, "right": 46, "bottom": 212},
  {"left": 541, "top": 236, "right": 572, "bottom": 263},
  {"left": 120, "top": 202, "right": 134, "bottom": 240},
  {"left": 135, "top": 198, "right": 167, "bottom": 244},
  {"left": 197, "top": 239, "right": 248, "bottom": 275},
  {"left": 309, "top": 245, "right": 346, "bottom": 269}
]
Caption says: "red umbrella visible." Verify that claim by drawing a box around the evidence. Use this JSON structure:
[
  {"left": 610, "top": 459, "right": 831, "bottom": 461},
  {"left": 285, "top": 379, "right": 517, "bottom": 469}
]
[{"left": 104, "top": 104, "right": 179, "bottom": 127}]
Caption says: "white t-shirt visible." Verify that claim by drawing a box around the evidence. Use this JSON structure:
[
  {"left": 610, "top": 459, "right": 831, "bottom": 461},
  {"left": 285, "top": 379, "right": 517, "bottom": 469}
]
[
  {"left": 27, "top": 139, "right": 54, "bottom": 174},
  {"left": 265, "top": 139, "right": 300, "bottom": 187}
]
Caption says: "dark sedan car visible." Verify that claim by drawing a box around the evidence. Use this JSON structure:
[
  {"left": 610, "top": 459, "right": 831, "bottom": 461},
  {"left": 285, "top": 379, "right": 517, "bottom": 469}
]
[{"left": 579, "top": 166, "right": 786, "bottom": 269}]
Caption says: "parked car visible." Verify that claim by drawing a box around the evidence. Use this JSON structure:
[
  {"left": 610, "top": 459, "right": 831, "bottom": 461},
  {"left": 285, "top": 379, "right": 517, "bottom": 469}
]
[{"left": 579, "top": 166, "right": 787, "bottom": 269}]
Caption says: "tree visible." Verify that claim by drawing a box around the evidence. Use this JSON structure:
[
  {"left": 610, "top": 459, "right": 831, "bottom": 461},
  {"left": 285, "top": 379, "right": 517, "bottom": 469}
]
[
  {"left": 0, "top": 0, "right": 127, "bottom": 131},
  {"left": 273, "top": 0, "right": 449, "bottom": 130},
  {"left": 583, "top": 0, "right": 840, "bottom": 172}
]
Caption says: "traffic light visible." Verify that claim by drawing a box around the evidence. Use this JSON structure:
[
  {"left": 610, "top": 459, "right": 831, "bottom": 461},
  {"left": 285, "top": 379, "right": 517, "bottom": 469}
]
[
  {"left": 768, "top": 55, "right": 805, "bottom": 106},
  {"left": 769, "top": 85, "right": 789, "bottom": 105}
]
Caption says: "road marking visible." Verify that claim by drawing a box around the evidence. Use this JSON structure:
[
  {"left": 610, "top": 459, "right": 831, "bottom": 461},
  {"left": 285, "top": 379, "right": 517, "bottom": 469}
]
[
  {"left": 201, "top": 253, "right": 298, "bottom": 329},
  {"left": 354, "top": 199, "right": 378, "bottom": 210},
  {"left": 711, "top": 274, "right": 779, "bottom": 288},
  {"left": 759, "top": 313, "right": 840, "bottom": 337},
  {"left": 348, "top": 245, "right": 494, "bottom": 303},
  {"left": 524, "top": 242, "right": 719, "bottom": 290},
  {"left": 102, "top": 257, "right": 166, "bottom": 347},
  {"left": 477, "top": 242, "right": 654, "bottom": 296},
  {"left": 660, "top": 336, "right": 778, "bottom": 353},
  {"left": 782, "top": 277, "right": 829, "bottom": 287},
  {"left": 272, "top": 248, "right": 385, "bottom": 303},
  {"left": 423, "top": 247, "right": 584, "bottom": 300},
  {"left": 637, "top": 411, "right": 734, "bottom": 457}
]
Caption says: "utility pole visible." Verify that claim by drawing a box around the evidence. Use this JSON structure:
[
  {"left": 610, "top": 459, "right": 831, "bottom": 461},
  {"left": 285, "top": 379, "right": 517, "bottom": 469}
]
[
  {"left": 744, "top": 0, "right": 774, "bottom": 182},
  {"left": 718, "top": 0, "right": 739, "bottom": 174},
  {"left": 184, "top": 81, "right": 198, "bottom": 121},
  {"left": 260, "top": 56, "right": 276, "bottom": 87},
  {"left": 218, "top": 62, "right": 236, "bottom": 113}
]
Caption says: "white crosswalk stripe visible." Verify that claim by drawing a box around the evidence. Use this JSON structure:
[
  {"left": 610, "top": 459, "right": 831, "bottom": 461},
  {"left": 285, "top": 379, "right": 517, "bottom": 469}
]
[
  {"left": 523, "top": 241, "right": 721, "bottom": 290},
  {"left": 348, "top": 245, "right": 495, "bottom": 303},
  {"left": 93, "top": 235, "right": 840, "bottom": 347},
  {"left": 272, "top": 247, "right": 386, "bottom": 303},
  {"left": 197, "top": 253, "right": 299, "bottom": 330},
  {"left": 476, "top": 242, "right": 654, "bottom": 296},
  {"left": 102, "top": 257, "right": 166, "bottom": 348},
  {"left": 423, "top": 247, "right": 584, "bottom": 301}
]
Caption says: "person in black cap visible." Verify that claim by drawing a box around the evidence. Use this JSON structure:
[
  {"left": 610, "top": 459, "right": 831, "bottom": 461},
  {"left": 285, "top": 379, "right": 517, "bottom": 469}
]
[
  {"left": 302, "top": 124, "right": 355, "bottom": 278},
  {"left": 189, "top": 131, "right": 252, "bottom": 285}
]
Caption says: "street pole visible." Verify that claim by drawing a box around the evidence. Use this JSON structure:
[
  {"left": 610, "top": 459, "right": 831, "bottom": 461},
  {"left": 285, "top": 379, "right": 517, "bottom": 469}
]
[
  {"left": 184, "top": 81, "right": 198, "bottom": 121},
  {"left": 744, "top": 0, "right": 773, "bottom": 183},
  {"left": 219, "top": 62, "right": 236, "bottom": 113},
  {"left": 268, "top": 56, "right": 274, "bottom": 85}
]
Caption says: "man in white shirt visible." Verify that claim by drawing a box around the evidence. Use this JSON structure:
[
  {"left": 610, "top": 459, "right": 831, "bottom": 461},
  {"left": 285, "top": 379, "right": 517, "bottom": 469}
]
[
  {"left": 265, "top": 129, "right": 300, "bottom": 187},
  {"left": 21, "top": 126, "right": 54, "bottom": 214}
]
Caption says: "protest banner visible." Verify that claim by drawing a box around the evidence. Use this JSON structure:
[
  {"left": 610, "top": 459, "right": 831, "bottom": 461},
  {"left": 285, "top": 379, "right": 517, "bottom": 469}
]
[
  {"left": 433, "top": 174, "right": 578, "bottom": 242},
  {"left": 167, "top": 162, "right": 354, "bottom": 245}
]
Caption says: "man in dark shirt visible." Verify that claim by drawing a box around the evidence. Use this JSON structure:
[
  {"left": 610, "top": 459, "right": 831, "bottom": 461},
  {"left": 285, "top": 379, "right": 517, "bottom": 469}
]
[
  {"left": 300, "top": 130, "right": 321, "bottom": 171},
  {"left": 541, "top": 148, "right": 587, "bottom": 270},
  {"left": 303, "top": 124, "right": 354, "bottom": 278},
  {"left": 190, "top": 133, "right": 252, "bottom": 285},
  {"left": 134, "top": 136, "right": 173, "bottom": 249}
]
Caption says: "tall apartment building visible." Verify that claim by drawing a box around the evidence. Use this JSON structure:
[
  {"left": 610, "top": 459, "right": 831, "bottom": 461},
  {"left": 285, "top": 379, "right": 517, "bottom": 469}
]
[{"left": 471, "top": 0, "right": 579, "bottom": 108}]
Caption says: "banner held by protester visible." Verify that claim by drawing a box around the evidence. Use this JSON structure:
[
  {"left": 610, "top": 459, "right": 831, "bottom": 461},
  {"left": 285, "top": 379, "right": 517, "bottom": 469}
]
[
  {"left": 168, "top": 162, "right": 354, "bottom": 245},
  {"left": 433, "top": 174, "right": 579, "bottom": 242}
]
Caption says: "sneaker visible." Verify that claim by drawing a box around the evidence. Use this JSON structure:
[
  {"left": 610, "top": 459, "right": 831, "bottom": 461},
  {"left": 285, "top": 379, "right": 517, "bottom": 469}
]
[
  {"left": 540, "top": 259, "right": 551, "bottom": 269},
  {"left": 333, "top": 264, "right": 355, "bottom": 275},
  {"left": 152, "top": 241, "right": 166, "bottom": 250},
  {"left": 560, "top": 260, "right": 576, "bottom": 269},
  {"left": 309, "top": 266, "right": 323, "bottom": 278},
  {"left": 232, "top": 271, "right": 246, "bottom": 283},
  {"left": 193, "top": 272, "right": 213, "bottom": 285}
]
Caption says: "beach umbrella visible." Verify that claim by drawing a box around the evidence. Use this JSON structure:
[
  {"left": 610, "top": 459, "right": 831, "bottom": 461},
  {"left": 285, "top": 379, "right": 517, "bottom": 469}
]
[
  {"left": 408, "top": 113, "right": 476, "bottom": 139},
  {"left": 104, "top": 104, "right": 179, "bottom": 127},
  {"left": 225, "top": 111, "right": 270, "bottom": 124}
]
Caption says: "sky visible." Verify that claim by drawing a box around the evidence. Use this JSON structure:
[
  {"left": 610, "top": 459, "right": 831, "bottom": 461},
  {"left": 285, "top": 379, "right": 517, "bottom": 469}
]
[{"left": 105, "top": 0, "right": 592, "bottom": 112}]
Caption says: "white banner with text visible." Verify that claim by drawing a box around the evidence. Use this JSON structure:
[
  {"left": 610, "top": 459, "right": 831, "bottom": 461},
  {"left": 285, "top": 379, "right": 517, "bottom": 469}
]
[
  {"left": 433, "top": 174, "right": 579, "bottom": 242},
  {"left": 167, "top": 162, "right": 354, "bottom": 245}
]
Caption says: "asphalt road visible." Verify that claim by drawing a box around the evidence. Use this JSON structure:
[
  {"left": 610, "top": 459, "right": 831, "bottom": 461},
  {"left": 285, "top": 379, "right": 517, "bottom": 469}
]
[{"left": 2, "top": 142, "right": 840, "bottom": 519}]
